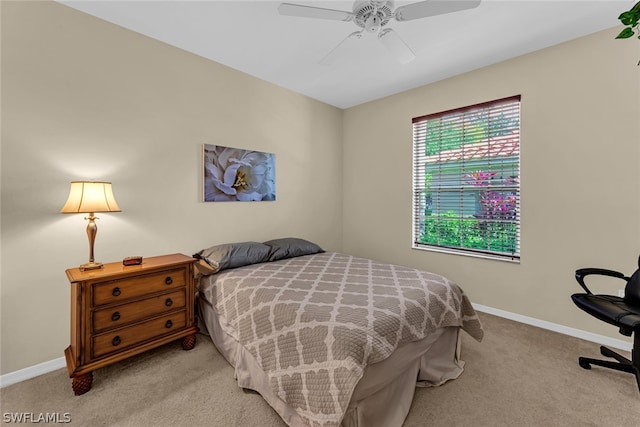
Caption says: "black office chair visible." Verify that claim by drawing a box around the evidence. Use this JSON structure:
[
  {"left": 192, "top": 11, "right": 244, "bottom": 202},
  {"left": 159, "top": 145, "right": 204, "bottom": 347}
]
[{"left": 571, "top": 256, "right": 640, "bottom": 393}]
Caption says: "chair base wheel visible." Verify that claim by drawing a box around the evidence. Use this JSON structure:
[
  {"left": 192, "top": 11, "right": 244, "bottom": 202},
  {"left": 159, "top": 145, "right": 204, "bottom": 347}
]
[
  {"left": 578, "top": 349, "right": 633, "bottom": 373},
  {"left": 578, "top": 358, "right": 592, "bottom": 370}
]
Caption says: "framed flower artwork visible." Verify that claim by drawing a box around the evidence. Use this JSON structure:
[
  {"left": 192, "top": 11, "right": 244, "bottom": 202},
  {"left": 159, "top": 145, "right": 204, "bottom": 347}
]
[{"left": 202, "top": 144, "right": 276, "bottom": 202}]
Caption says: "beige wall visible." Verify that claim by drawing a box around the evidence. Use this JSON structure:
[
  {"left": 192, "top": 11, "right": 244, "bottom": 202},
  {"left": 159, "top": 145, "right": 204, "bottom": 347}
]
[
  {"left": 343, "top": 27, "right": 640, "bottom": 340},
  {"left": 1, "top": 1, "right": 343, "bottom": 374}
]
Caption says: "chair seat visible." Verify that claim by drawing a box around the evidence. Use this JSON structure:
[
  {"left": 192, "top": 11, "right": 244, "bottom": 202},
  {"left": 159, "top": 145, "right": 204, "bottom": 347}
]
[{"left": 572, "top": 293, "right": 640, "bottom": 332}]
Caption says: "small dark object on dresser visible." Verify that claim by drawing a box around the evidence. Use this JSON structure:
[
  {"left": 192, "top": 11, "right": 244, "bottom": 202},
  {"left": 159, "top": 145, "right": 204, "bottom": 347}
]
[{"left": 123, "top": 256, "right": 143, "bottom": 266}]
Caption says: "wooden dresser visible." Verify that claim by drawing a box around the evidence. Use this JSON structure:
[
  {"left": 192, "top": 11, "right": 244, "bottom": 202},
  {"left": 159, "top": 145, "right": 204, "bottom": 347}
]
[{"left": 64, "top": 253, "right": 198, "bottom": 395}]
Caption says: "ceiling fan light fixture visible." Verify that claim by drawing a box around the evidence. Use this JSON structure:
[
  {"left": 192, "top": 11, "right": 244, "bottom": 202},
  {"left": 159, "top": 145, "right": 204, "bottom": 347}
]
[
  {"left": 379, "top": 28, "right": 416, "bottom": 64},
  {"left": 365, "top": 15, "right": 382, "bottom": 33}
]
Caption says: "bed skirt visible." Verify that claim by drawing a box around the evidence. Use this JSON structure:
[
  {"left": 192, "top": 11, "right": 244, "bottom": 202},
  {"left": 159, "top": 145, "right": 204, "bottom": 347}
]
[{"left": 198, "top": 297, "right": 465, "bottom": 427}]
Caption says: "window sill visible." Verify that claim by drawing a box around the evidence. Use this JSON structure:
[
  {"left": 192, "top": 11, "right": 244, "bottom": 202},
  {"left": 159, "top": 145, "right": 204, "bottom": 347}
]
[{"left": 412, "top": 244, "right": 520, "bottom": 264}]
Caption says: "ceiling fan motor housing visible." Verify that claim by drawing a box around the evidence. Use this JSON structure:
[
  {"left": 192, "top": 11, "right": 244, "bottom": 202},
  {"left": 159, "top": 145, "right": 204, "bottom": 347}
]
[{"left": 353, "top": 0, "right": 394, "bottom": 31}]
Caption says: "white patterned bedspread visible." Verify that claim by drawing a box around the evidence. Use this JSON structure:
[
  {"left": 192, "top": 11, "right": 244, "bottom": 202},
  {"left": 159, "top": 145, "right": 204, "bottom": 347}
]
[{"left": 198, "top": 252, "right": 483, "bottom": 427}]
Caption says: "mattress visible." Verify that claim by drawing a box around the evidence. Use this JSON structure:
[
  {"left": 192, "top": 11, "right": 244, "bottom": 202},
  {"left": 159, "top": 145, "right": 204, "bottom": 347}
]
[{"left": 197, "top": 252, "right": 483, "bottom": 426}]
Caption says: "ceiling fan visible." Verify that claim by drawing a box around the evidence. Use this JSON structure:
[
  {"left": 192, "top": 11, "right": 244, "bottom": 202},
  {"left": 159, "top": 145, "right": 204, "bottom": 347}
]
[{"left": 278, "top": 0, "right": 481, "bottom": 64}]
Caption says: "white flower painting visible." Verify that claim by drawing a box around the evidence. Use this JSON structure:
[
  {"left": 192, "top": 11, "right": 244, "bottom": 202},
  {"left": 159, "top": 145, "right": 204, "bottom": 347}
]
[{"left": 203, "top": 144, "right": 276, "bottom": 202}]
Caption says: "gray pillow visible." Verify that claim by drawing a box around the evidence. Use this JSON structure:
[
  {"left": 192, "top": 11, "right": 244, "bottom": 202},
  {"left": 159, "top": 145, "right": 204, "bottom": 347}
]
[
  {"left": 263, "top": 237, "right": 324, "bottom": 262},
  {"left": 193, "top": 241, "right": 271, "bottom": 275}
]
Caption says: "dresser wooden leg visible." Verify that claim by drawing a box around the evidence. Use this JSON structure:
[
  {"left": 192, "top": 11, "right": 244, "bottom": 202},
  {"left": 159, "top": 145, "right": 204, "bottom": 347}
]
[
  {"left": 71, "top": 372, "right": 93, "bottom": 395},
  {"left": 181, "top": 334, "right": 196, "bottom": 351}
]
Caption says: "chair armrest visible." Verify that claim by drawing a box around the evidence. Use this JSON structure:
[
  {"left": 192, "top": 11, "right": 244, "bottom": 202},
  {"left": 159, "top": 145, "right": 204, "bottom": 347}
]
[{"left": 574, "top": 268, "right": 628, "bottom": 294}]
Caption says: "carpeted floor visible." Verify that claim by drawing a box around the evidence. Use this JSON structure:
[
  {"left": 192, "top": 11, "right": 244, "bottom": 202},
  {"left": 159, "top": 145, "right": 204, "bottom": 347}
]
[{"left": 2, "top": 312, "right": 638, "bottom": 426}]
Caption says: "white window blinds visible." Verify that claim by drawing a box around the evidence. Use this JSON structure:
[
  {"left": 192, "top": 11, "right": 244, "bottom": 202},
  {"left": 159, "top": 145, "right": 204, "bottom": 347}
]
[{"left": 412, "top": 95, "right": 521, "bottom": 261}]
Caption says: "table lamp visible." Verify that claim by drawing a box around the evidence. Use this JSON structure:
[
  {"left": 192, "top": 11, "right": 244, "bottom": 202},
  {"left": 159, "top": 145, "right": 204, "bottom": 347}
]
[{"left": 61, "top": 181, "right": 121, "bottom": 271}]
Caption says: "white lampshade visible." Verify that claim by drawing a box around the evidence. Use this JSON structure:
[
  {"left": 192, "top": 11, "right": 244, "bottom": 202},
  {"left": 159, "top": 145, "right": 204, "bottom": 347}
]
[{"left": 61, "top": 181, "right": 121, "bottom": 214}]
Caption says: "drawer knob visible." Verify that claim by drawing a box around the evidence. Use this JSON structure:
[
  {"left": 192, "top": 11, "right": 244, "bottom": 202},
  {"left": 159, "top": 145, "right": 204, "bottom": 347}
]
[
  {"left": 165, "top": 298, "right": 173, "bottom": 307},
  {"left": 165, "top": 320, "right": 173, "bottom": 329},
  {"left": 164, "top": 276, "right": 173, "bottom": 285},
  {"left": 112, "top": 336, "right": 121, "bottom": 346},
  {"left": 111, "top": 312, "right": 121, "bottom": 322},
  {"left": 112, "top": 287, "right": 121, "bottom": 297}
]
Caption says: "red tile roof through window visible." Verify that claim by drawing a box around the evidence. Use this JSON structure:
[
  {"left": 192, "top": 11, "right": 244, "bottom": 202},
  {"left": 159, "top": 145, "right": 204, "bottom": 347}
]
[{"left": 425, "top": 134, "right": 519, "bottom": 163}]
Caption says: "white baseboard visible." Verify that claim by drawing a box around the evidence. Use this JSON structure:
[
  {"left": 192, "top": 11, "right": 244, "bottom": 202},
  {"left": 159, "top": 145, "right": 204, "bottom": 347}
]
[
  {"left": 0, "top": 305, "right": 633, "bottom": 388},
  {"left": 473, "top": 303, "right": 633, "bottom": 352},
  {"left": 0, "top": 357, "right": 66, "bottom": 388}
]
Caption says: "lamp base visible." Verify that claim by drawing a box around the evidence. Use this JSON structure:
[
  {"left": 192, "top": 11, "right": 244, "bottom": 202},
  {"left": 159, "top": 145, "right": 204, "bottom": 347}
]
[{"left": 80, "top": 261, "right": 104, "bottom": 271}]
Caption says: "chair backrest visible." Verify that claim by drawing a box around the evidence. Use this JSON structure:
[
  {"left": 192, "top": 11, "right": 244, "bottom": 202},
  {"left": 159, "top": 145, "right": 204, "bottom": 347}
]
[{"left": 625, "top": 255, "right": 640, "bottom": 306}]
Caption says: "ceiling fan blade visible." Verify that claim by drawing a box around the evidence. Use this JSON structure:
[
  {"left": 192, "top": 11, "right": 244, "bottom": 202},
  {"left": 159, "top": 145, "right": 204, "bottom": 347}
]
[
  {"left": 378, "top": 28, "right": 416, "bottom": 64},
  {"left": 320, "top": 31, "right": 363, "bottom": 65},
  {"left": 278, "top": 3, "right": 354, "bottom": 22},
  {"left": 394, "top": 0, "right": 481, "bottom": 22}
]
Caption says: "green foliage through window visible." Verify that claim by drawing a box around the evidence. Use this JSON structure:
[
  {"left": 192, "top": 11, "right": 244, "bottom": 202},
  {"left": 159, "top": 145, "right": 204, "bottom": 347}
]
[{"left": 419, "top": 213, "right": 518, "bottom": 254}]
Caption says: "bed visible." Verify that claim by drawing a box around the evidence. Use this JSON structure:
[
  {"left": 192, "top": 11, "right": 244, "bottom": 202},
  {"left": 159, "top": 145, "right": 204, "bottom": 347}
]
[{"left": 193, "top": 238, "right": 484, "bottom": 427}]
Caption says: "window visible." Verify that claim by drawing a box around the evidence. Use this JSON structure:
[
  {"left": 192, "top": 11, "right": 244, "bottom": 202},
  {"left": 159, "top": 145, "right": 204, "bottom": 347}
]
[{"left": 412, "top": 95, "right": 521, "bottom": 261}]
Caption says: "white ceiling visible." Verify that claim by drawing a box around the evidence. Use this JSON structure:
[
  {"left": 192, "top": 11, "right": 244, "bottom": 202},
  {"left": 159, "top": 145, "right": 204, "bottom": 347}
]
[{"left": 59, "top": 0, "right": 627, "bottom": 109}]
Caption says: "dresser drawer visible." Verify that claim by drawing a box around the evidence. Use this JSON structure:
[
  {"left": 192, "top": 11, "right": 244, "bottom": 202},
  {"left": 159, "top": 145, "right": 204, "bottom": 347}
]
[
  {"left": 92, "top": 268, "right": 186, "bottom": 306},
  {"left": 92, "top": 311, "right": 187, "bottom": 359},
  {"left": 92, "top": 289, "right": 186, "bottom": 333}
]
